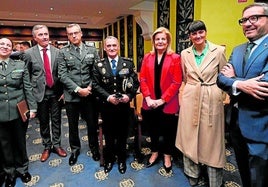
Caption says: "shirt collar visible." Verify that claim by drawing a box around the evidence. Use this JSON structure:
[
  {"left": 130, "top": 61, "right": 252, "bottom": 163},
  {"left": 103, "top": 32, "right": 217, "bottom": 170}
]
[
  {"left": 251, "top": 33, "right": 268, "bottom": 46},
  {"left": 38, "top": 44, "right": 50, "bottom": 51},
  {"left": 108, "top": 56, "right": 119, "bottom": 63}
]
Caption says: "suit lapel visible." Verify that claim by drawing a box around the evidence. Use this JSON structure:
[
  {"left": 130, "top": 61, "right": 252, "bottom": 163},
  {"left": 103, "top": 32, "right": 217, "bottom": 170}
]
[
  {"left": 185, "top": 47, "right": 203, "bottom": 80},
  {"left": 244, "top": 37, "right": 268, "bottom": 75}
]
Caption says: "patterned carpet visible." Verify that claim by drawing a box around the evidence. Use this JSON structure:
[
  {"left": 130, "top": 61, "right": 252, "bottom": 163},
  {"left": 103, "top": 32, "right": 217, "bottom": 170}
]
[{"left": 12, "top": 109, "right": 242, "bottom": 187}]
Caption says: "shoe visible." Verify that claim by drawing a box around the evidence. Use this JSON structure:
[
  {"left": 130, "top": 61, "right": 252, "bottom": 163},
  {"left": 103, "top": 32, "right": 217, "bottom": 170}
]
[
  {"left": 69, "top": 152, "right": 80, "bottom": 166},
  {"left": 146, "top": 154, "right": 159, "bottom": 168},
  {"left": 40, "top": 149, "right": 51, "bottom": 162},
  {"left": 118, "top": 162, "right": 126, "bottom": 174},
  {"left": 5, "top": 175, "right": 16, "bottom": 187},
  {"left": 104, "top": 162, "right": 113, "bottom": 173},
  {"left": 163, "top": 164, "right": 172, "bottom": 173},
  {"left": 0, "top": 173, "right": 6, "bottom": 186},
  {"left": 53, "top": 147, "right": 67, "bottom": 157},
  {"left": 91, "top": 148, "right": 100, "bottom": 161},
  {"left": 188, "top": 177, "right": 199, "bottom": 186},
  {"left": 163, "top": 154, "right": 172, "bottom": 173},
  {"left": 17, "top": 172, "right": 31, "bottom": 183}
]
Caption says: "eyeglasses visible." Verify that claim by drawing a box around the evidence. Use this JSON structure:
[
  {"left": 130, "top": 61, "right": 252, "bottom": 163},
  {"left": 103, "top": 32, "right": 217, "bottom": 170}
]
[
  {"left": 67, "top": 31, "right": 81, "bottom": 36},
  {"left": 238, "top": 14, "right": 268, "bottom": 25}
]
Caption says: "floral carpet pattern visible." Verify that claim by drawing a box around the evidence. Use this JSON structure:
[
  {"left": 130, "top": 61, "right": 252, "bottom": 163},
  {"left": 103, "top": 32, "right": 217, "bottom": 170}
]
[{"left": 13, "top": 109, "right": 242, "bottom": 187}]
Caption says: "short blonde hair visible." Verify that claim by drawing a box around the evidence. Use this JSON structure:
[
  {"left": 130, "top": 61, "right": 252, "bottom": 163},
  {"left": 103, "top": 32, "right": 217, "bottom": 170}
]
[{"left": 151, "top": 27, "right": 173, "bottom": 54}]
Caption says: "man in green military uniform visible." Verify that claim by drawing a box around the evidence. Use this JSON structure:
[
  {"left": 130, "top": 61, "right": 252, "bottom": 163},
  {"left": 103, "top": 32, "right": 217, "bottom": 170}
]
[{"left": 58, "top": 23, "right": 100, "bottom": 166}]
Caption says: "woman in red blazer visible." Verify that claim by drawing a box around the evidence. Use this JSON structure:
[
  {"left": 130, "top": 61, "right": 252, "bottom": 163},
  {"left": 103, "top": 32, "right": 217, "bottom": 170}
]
[{"left": 140, "top": 27, "right": 182, "bottom": 173}]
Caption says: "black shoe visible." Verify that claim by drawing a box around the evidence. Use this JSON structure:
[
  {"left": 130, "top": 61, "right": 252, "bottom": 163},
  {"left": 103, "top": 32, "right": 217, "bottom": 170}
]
[
  {"left": 5, "top": 175, "right": 16, "bottom": 187},
  {"left": 118, "top": 162, "right": 126, "bottom": 174},
  {"left": 91, "top": 148, "right": 100, "bottom": 161},
  {"left": 69, "top": 151, "right": 80, "bottom": 166},
  {"left": 104, "top": 162, "right": 113, "bottom": 173},
  {"left": 17, "top": 172, "right": 31, "bottom": 183},
  {"left": 0, "top": 173, "right": 6, "bottom": 186},
  {"left": 146, "top": 154, "right": 159, "bottom": 168},
  {"left": 163, "top": 164, "right": 172, "bottom": 173}
]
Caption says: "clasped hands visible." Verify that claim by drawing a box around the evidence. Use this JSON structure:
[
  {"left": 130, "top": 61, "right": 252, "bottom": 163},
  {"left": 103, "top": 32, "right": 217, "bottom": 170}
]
[
  {"left": 109, "top": 94, "right": 129, "bottom": 105},
  {"left": 77, "top": 85, "right": 92, "bottom": 97},
  {"left": 221, "top": 63, "right": 268, "bottom": 100},
  {"left": 145, "top": 96, "right": 165, "bottom": 109}
]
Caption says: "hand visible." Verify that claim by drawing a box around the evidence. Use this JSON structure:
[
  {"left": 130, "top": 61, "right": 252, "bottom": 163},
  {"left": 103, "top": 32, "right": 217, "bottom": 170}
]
[
  {"left": 221, "top": 63, "right": 235, "bottom": 78},
  {"left": 58, "top": 94, "right": 65, "bottom": 102},
  {"left": 118, "top": 94, "right": 130, "bottom": 103},
  {"left": 237, "top": 74, "right": 268, "bottom": 100},
  {"left": 77, "top": 88, "right": 91, "bottom": 97},
  {"left": 29, "top": 112, "right": 36, "bottom": 119},
  {"left": 108, "top": 94, "right": 120, "bottom": 105}
]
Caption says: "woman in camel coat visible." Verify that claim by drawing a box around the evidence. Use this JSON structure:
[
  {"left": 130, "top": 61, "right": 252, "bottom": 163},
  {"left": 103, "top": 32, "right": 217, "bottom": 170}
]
[{"left": 175, "top": 20, "right": 227, "bottom": 187}]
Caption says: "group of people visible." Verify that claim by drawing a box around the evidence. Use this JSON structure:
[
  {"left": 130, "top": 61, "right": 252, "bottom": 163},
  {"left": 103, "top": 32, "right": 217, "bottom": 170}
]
[{"left": 0, "top": 2, "right": 267, "bottom": 187}]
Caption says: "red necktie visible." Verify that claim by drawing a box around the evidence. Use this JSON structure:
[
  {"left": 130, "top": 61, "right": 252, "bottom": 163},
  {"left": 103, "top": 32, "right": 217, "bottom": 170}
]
[{"left": 43, "top": 48, "right": 54, "bottom": 88}]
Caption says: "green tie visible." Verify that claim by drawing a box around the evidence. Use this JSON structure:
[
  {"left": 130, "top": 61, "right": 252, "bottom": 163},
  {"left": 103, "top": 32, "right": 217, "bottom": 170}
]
[
  {"left": 244, "top": 42, "right": 255, "bottom": 63},
  {"left": 1, "top": 61, "right": 6, "bottom": 71}
]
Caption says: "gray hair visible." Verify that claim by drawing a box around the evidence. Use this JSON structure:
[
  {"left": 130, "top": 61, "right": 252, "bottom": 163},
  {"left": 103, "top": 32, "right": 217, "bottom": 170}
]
[{"left": 32, "top": 25, "right": 48, "bottom": 37}]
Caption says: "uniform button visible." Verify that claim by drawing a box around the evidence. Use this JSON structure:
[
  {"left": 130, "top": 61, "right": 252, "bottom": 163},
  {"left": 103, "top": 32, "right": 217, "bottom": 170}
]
[
  {"left": 4, "top": 85, "right": 7, "bottom": 87},
  {"left": 113, "top": 90, "right": 116, "bottom": 92},
  {"left": 113, "top": 77, "right": 116, "bottom": 80},
  {"left": 6, "top": 100, "right": 8, "bottom": 102},
  {"left": 3, "top": 77, "right": 6, "bottom": 80},
  {"left": 5, "top": 92, "right": 7, "bottom": 94},
  {"left": 114, "top": 83, "right": 116, "bottom": 86}
]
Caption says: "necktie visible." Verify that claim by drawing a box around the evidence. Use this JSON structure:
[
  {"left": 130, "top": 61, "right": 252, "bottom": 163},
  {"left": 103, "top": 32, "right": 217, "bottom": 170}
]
[
  {"left": 1, "top": 61, "right": 6, "bottom": 71},
  {"left": 76, "top": 47, "right": 80, "bottom": 56},
  {"left": 111, "top": 59, "right": 116, "bottom": 75},
  {"left": 244, "top": 42, "right": 255, "bottom": 63},
  {"left": 43, "top": 48, "right": 54, "bottom": 88}
]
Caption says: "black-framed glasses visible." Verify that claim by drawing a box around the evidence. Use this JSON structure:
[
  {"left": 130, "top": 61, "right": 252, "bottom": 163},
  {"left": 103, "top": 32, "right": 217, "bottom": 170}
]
[{"left": 238, "top": 14, "right": 268, "bottom": 25}]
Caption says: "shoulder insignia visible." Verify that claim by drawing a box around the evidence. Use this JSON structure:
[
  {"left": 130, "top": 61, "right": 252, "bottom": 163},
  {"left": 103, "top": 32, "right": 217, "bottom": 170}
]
[{"left": 122, "top": 57, "right": 133, "bottom": 61}]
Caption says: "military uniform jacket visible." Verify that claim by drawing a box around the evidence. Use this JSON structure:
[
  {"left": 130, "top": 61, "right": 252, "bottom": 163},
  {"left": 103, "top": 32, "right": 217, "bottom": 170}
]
[
  {"left": 0, "top": 58, "right": 37, "bottom": 122},
  {"left": 57, "top": 43, "right": 100, "bottom": 102},
  {"left": 92, "top": 57, "right": 139, "bottom": 103}
]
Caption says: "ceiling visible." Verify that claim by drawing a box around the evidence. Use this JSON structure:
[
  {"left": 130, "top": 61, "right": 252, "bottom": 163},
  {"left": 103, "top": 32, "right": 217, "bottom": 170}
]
[{"left": 0, "top": 0, "right": 152, "bottom": 29}]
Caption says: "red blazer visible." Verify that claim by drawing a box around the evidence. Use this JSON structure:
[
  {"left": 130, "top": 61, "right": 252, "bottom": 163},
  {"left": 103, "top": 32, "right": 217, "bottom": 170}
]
[{"left": 140, "top": 52, "right": 182, "bottom": 114}]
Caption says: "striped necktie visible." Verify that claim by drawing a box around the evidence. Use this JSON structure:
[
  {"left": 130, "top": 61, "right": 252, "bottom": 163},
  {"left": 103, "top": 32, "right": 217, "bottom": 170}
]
[{"left": 111, "top": 59, "right": 116, "bottom": 75}]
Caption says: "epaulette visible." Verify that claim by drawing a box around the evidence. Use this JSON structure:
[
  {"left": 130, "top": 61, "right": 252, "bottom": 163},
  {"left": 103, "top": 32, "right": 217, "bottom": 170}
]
[{"left": 122, "top": 57, "right": 133, "bottom": 61}]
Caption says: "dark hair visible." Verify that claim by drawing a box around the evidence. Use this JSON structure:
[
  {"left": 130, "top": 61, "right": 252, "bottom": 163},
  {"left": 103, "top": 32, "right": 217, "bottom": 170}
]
[{"left": 189, "top": 20, "right": 207, "bottom": 33}]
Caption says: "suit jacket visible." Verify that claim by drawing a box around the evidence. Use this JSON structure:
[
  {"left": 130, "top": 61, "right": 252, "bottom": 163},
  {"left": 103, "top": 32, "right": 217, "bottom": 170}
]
[
  {"left": 217, "top": 36, "right": 268, "bottom": 144},
  {"left": 0, "top": 58, "right": 37, "bottom": 122},
  {"left": 25, "top": 45, "right": 62, "bottom": 102},
  {"left": 92, "top": 56, "right": 139, "bottom": 103},
  {"left": 139, "top": 52, "right": 182, "bottom": 114},
  {"left": 58, "top": 43, "right": 100, "bottom": 102}
]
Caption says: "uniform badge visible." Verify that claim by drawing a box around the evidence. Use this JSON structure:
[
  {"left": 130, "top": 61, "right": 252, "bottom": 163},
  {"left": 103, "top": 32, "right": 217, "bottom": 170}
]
[
  {"left": 86, "top": 54, "right": 94, "bottom": 58},
  {"left": 119, "top": 68, "right": 129, "bottom": 75}
]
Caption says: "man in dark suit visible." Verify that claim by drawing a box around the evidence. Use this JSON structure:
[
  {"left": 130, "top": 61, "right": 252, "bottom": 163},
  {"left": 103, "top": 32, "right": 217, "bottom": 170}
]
[
  {"left": 0, "top": 37, "right": 37, "bottom": 187},
  {"left": 217, "top": 3, "right": 268, "bottom": 187},
  {"left": 26, "top": 25, "right": 67, "bottom": 162},
  {"left": 58, "top": 23, "right": 100, "bottom": 166},
  {"left": 92, "top": 36, "right": 139, "bottom": 174}
]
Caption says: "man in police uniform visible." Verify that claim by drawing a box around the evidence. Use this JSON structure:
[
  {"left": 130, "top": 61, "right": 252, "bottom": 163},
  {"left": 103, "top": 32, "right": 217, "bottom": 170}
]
[
  {"left": 58, "top": 23, "right": 100, "bottom": 166},
  {"left": 92, "top": 36, "right": 139, "bottom": 174}
]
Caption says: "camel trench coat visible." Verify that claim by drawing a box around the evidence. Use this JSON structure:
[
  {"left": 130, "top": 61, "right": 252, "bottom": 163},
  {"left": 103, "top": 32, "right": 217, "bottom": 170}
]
[{"left": 175, "top": 41, "right": 227, "bottom": 168}]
